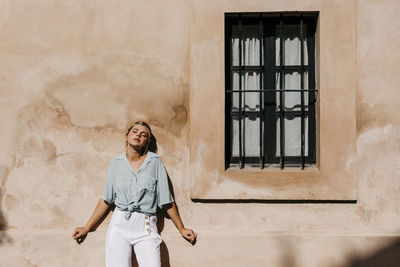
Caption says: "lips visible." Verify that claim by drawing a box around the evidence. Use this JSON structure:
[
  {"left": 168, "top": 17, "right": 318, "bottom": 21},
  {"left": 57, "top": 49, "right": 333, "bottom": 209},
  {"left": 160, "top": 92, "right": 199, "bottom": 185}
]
[{"left": 134, "top": 138, "right": 140, "bottom": 142}]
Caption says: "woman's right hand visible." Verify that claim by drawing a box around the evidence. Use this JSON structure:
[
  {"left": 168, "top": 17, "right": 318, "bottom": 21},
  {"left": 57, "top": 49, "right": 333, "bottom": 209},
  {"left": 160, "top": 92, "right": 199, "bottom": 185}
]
[
  {"left": 72, "top": 199, "right": 112, "bottom": 245},
  {"left": 72, "top": 226, "right": 89, "bottom": 244}
]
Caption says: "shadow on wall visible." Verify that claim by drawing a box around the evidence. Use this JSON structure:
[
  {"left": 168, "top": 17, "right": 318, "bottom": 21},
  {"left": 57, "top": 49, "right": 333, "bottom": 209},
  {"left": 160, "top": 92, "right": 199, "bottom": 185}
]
[
  {"left": 347, "top": 238, "right": 400, "bottom": 267},
  {"left": 0, "top": 165, "right": 12, "bottom": 245},
  {"left": 278, "top": 237, "right": 297, "bottom": 267},
  {"left": 0, "top": 209, "right": 11, "bottom": 245}
]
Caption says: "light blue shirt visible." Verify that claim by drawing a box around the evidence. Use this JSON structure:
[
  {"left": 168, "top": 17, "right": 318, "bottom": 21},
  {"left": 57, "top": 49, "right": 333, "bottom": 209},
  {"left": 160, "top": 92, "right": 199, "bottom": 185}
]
[{"left": 101, "top": 152, "right": 174, "bottom": 219}]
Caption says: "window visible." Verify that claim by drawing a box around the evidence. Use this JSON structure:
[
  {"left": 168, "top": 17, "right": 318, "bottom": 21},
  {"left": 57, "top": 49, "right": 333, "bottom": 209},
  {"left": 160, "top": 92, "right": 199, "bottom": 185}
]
[{"left": 225, "top": 12, "right": 318, "bottom": 169}]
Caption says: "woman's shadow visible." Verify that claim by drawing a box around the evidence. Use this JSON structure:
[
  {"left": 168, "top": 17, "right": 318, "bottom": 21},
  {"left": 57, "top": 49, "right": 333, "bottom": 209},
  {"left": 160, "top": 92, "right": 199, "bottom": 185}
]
[{"left": 131, "top": 134, "right": 173, "bottom": 267}]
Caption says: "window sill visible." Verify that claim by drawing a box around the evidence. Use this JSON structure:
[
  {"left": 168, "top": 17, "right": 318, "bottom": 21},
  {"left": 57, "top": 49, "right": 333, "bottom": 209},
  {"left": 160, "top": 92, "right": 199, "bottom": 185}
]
[
  {"left": 190, "top": 162, "right": 356, "bottom": 200},
  {"left": 226, "top": 164, "right": 320, "bottom": 173}
]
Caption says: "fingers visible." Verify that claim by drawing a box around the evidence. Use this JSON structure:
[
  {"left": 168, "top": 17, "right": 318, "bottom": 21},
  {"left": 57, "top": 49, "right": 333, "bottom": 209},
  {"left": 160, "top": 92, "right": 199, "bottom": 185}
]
[
  {"left": 72, "top": 228, "right": 88, "bottom": 245},
  {"left": 183, "top": 229, "right": 197, "bottom": 244},
  {"left": 190, "top": 232, "right": 196, "bottom": 242},
  {"left": 72, "top": 227, "right": 86, "bottom": 241},
  {"left": 191, "top": 231, "right": 197, "bottom": 244},
  {"left": 72, "top": 230, "right": 81, "bottom": 240},
  {"left": 76, "top": 234, "right": 87, "bottom": 245},
  {"left": 72, "top": 228, "right": 79, "bottom": 239}
]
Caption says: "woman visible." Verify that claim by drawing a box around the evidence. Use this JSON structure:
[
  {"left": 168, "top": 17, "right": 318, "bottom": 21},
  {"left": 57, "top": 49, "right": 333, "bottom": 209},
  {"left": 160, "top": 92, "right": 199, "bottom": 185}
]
[{"left": 72, "top": 121, "right": 196, "bottom": 267}]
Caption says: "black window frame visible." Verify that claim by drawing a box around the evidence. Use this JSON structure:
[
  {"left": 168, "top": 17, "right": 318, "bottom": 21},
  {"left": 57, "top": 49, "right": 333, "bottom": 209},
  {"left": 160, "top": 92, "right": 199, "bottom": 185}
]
[{"left": 225, "top": 12, "right": 319, "bottom": 170}]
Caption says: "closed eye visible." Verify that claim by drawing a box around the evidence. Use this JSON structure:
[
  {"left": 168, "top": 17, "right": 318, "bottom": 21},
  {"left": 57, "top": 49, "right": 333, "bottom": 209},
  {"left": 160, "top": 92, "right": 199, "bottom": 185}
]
[{"left": 132, "top": 128, "right": 148, "bottom": 138}]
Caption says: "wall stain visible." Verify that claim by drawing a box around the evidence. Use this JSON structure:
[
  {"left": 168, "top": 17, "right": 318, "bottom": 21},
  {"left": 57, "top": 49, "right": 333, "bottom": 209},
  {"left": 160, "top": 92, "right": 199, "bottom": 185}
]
[
  {"left": 22, "top": 137, "right": 40, "bottom": 158},
  {"left": 169, "top": 104, "right": 188, "bottom": 137},
  {"left": 12, "top": 53, "right": 190, "bottom": 175},
  {"left": 4, "top": 193, "right": 20, "bottom": 211},
  {"left": 16, "top": 87, "right": 125, "bottom": 158},
  {"left": 42, "top": 54, "right": 189, "bottom": 138},
  {"left": 357, "top": 103, "right": 400, "bottom": 134},
  {"left": 355, "top": 206, "right": 372, "bottom": 224},
  {"left": 33, "top": 206, "right": 76, "bottom": 229},
  {"left": 21, "top": 256, "right": 37, "bottom": 267},
  {"left": 21, "top": 137, "right": 57, "bottom": 163},
  {"left": 42, "top": 140, "right": 57, "bottom": 162},
  {"left": 31, "top": 204, "right": 43, "bottom": 213}
]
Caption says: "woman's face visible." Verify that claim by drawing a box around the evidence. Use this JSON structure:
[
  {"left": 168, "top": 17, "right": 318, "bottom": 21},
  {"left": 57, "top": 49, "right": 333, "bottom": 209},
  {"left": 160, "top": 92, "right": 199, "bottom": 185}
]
[{"left": 126, "top": 124, "right": 150, "bottom": 149}]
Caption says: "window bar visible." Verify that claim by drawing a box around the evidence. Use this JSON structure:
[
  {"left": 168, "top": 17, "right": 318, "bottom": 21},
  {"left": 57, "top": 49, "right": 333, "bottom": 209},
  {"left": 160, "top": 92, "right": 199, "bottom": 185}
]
[
  {"left": 258, "top": 15, "right": 264, "bottom": 169},
  {"left": 226, "top": 17, "right": 233, "bottom": 170},
  {"left": 279, "top": 14, "right": 285, "bottom": 169},
  {"left": 238, "top": 17, "right": 244, "bottom": 169},
  {"left": 300, "top": 15, "right": 305, "bottom": 169},
  {"left": 307, "top": 26, "right": 317, "bottom": 164},
  {"left": 227, "top": 89, "right": 318, "bottom": 93}
]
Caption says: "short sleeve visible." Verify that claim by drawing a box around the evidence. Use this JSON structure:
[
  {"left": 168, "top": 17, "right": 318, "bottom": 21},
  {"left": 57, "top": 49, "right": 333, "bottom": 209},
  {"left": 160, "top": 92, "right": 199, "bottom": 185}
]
[
  {"left": 101, "top": 160, "right": 116, "bottom": 204},
  {"left": 156, "top": 160, "right": 174, "bottom": 209}
]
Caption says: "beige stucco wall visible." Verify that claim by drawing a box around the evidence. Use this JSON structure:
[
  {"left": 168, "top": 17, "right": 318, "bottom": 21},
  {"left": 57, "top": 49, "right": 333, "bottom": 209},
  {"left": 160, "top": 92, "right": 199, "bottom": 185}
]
[{"left": 1, "top": 0, "right": 400, "bottom": 266}]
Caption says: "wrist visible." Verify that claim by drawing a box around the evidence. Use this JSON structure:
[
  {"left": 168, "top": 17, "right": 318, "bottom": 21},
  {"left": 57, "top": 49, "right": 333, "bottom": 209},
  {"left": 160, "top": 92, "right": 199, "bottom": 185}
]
[{"left": 83, "top": 225, "right": 91, "bottom": 233}]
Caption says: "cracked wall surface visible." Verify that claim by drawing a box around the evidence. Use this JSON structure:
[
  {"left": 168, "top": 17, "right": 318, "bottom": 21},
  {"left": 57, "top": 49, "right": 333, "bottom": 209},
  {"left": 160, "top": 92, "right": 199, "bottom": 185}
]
[{"left": 1, "top": 0, "right": 400, "bottom": 266}]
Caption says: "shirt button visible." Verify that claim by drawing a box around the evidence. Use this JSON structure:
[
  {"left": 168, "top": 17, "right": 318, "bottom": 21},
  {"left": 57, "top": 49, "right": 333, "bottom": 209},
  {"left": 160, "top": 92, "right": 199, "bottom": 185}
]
[
  {"left": 146, "top": 228, "right": 150, "bottom": 232},
  {"left": 146, "top": 222, "right": 150, "bottom": 225},
  {"left": 145, "top": 216, "right": 149, "bottom": 219}
]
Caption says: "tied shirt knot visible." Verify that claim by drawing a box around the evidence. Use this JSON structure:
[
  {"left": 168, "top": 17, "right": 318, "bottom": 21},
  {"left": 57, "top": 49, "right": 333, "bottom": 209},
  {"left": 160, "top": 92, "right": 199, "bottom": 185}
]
[{"left": 122, "top": 203, "right": 140, "bottom": 220}]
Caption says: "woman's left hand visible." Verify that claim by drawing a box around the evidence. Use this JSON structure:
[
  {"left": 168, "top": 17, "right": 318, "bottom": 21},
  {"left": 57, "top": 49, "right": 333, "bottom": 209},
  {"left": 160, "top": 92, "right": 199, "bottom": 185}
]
[{"left": 180, "top": 228, "right": 197, "bottom": 244}]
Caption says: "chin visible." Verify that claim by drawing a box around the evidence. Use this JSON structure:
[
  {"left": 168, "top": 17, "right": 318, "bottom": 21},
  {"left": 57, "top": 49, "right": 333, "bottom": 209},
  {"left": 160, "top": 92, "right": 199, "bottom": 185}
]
[{"left": 129, "top": 143, "right": 144, "bottom": 149}]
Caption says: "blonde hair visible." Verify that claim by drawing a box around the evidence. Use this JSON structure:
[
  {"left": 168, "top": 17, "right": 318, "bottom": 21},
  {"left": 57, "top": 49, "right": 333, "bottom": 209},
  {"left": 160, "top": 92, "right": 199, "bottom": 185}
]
[{"left": 125, "top": 121, "right": 152, "bottom": 155}]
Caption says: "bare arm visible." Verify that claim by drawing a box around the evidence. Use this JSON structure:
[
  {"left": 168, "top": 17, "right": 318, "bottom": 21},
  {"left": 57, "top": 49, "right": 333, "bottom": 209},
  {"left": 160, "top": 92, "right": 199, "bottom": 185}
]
[
  {"left": 165, "top": 202, "right": 197, "bottom": 244},
  {"left": 72, "top": 198, "right": 112, "bottom": 244}
]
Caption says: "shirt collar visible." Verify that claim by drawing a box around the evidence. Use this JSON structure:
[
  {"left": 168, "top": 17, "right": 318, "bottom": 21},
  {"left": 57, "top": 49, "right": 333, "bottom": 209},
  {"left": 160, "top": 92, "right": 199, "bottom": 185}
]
[{"left": 117, "top": 151, "right": 159, "bottom": 174}]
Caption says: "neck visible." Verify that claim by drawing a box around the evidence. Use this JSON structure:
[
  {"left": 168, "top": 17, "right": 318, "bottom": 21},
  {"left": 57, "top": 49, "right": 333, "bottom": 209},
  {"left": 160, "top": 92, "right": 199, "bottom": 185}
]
[{"left": 126, "top": 144, "right": 144, "bottom": 162}]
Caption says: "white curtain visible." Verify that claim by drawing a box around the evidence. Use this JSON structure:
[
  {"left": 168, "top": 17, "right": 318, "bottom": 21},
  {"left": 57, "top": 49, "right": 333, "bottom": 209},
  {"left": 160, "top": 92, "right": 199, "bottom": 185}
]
[
  {"left": 231, "top": 71, "right": 263, "bottom": 157},
  {"left": 275, "top": 25, "right": 309, "bottom": 157},
  {"left": 231, "top": 24, "right": 309, "bottom": 158},
  {"left": 275, "top": 25, "right": 308, "bottom": 66},
  {"left": 232, "top": 26, "right": 263, "bottom": 157}
]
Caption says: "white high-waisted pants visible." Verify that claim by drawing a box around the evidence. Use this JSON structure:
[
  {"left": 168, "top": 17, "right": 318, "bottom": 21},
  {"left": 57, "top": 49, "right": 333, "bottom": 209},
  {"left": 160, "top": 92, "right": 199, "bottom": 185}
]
[{"left": 105, "top": 209, "right": 162, "bottom": 267}]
